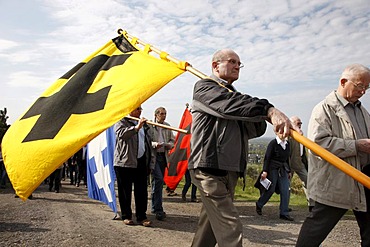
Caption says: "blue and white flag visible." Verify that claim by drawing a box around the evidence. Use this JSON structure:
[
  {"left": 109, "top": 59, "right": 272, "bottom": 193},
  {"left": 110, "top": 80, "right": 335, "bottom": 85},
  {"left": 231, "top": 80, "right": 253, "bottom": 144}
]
[{"left": 87, "top": 126, "right": 117, "bottom": 213}]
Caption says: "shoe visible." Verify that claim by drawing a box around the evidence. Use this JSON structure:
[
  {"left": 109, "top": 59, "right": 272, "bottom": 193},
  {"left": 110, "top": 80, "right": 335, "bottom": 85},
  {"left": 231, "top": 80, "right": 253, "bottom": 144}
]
[
  {"left": 139, "top": 219, "right": 152, "bottom": 227},
  {"left": 123, "top": 219, "right": 134, "bottom": 225},
  {"left": 167, "top": 191, "right": 177, "bottom": 196},
  {"left": 182, "top": 194, "right": 186, "bottom": 202},
  {"left": 55, "top": 190, "right": 59, "bottom": 193},
  {"left": 309, "top": 206, "right": 314, "bottom": 212},
  {"left": 256, "top": 203, "right": 262, "bottom": 215},
  {"left": 155, "top": 211, "right": 166, "bottom": 221},
  {"left": 76, "top": 183, "right": 80, "bottom": 187},
  {"left": 28, "top": 194, "right": 33, "bottom": 200},
  {"left": 280, "top": 215, "right": 294, "bottom": 221},
  {"left": 48, "top": 187, "right": 52, "bottom": 192},
  {"left": 288, "top": 208, "right": 293, "bottom": 212},
  {"left": 190, "top": 198, "right": 199, "bottom": 203}
]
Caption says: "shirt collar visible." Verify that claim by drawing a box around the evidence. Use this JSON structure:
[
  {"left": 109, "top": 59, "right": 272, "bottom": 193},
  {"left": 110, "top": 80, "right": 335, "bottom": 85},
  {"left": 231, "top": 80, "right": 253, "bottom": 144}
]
[{"left": 335, "top": 91, "right": 362, "bottom": 108}]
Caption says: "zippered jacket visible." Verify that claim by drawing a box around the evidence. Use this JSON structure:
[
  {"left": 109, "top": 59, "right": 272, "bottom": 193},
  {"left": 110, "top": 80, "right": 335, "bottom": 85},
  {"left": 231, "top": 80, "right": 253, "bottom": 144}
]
[
  {"left": 114, "top": 117, "right": 155, "bottom": 170},
  {"left": 188, "top": 76, "right": 272, "bottom": 173},
  {"left": 307, "top": 91, "right": 369, "bottom": 211}
]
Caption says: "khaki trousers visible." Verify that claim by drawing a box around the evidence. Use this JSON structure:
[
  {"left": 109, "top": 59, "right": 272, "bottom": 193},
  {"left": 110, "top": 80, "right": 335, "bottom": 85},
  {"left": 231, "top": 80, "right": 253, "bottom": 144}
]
[{"left": 190, "top": 169, "right": 243, "bottom": 247}]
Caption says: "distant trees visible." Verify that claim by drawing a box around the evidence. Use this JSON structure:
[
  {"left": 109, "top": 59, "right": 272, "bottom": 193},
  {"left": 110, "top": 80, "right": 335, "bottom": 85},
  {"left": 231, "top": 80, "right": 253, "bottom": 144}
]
[{"left": 0, "top": 108, "right": 10, "bottom": 143}]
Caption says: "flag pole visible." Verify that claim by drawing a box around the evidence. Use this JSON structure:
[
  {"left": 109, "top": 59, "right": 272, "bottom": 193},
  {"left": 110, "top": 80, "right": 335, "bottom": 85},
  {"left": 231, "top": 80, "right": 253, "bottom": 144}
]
[
  {"left": 118, "top": 29, "right": 208, "bottom": 79},
  {"left": 118, "top": 29, "right": 370, "bottom": 189},
  {"left": 125, "top": 116, "right": 188, "bottom": 134}
]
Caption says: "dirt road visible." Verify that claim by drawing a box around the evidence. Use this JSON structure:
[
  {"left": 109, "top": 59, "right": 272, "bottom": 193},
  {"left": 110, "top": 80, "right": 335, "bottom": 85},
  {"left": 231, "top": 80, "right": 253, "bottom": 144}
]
[{"left": 0, "top": 181, "right": 361, "bottom": 246}]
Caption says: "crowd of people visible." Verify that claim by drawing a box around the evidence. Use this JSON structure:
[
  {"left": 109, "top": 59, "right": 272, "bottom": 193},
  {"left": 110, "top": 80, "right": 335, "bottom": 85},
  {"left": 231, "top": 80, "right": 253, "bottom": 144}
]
[{"left": 1, "top": 48, "right": 369, "bottom": 246}]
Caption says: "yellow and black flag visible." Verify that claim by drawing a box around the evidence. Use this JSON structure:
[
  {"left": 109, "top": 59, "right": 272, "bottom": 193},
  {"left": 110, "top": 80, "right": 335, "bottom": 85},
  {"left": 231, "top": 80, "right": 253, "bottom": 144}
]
[{"left": 2, "top": 32, "right": 185, "bottom": 200}]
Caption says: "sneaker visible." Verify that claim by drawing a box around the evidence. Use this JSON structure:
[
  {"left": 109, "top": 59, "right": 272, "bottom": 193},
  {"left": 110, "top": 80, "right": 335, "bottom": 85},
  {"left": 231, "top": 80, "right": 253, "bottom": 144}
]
[
  {"left": 123, "top": 219, "right": 134, "bottom": 225},
  {"left": 190, "top": 198, "right": 199, "bottom": 203},
  {"left": 256, "top": 203, "right": 262, "bottom": 215},
  {"left": 182, "top": 194, "right": 186, "bottom": 202},
  {"left": 139, "top": 219, "right": 152, "bottom": 227},
  {"left": 155, "top": 211, "right": 166, "bottom": 221}
]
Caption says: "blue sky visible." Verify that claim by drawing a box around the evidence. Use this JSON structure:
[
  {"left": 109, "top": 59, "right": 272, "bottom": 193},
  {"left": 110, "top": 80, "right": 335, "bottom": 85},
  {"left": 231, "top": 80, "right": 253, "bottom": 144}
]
[{"left": 1, "top": 0, "right": 370, "bottom": 137}]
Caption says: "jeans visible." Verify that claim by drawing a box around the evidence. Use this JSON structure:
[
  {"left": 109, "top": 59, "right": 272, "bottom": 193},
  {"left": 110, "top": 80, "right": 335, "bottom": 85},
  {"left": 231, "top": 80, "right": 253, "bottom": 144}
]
[
  {"left": 151, "top": 153, "right": 166, "bottom": 213},
  {"left": 256, "top": 168, "right": 290, "bottom": 216}
]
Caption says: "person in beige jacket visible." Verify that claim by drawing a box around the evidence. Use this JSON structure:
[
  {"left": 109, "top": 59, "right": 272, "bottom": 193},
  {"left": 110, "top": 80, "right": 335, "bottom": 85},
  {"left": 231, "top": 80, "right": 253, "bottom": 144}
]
[{"left": 296, "top": 64, "right": 370, "bottom": 247}]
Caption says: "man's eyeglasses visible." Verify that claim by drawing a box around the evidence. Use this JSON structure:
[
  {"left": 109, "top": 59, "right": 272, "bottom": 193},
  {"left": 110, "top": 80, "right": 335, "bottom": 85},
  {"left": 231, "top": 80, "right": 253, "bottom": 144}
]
[
  {"left": 218, "top": 59, "right": 244, "bottom": 68},
  {"left": 349, "top": 80, "right": 370, "bottom": 91}
]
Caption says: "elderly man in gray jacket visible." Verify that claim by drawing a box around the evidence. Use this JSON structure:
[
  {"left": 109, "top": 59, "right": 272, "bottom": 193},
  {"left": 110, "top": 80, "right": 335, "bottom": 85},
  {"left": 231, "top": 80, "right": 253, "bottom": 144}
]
[{"left": 296, "top": 64, "right": 370, "bottom": 247}]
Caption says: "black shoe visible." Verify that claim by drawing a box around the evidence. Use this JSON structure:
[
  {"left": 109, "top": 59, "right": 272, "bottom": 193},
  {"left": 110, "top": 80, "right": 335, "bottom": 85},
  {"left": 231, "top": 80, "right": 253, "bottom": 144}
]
[
  {"left": 309, "top": 206, "right": 314, "bottom": 212},
  {"left": 155, "top": 211, "right": 166, "bottom": 221},
  {"left": 288, "top": 208, "right": 293, "bottom": 212},
  {"left": 48, "top": 187, "right": 52, "bottom": 192},
  {"left": 182, "top": 194, "right": 186, "bottom": 202},
  {"left": 256, "top": 203, "right": 262, "bottom": 215},
  {"left": 280, "top": 215, "right": 294, "bottom": 221}
]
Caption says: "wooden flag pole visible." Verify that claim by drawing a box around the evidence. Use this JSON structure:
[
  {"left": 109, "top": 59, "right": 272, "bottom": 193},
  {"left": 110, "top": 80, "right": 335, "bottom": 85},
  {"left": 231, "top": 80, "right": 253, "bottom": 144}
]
[
  {"left": 125, "top": 116, "right": 188, "bottom": 134},
  {"left": 291, "top": 130, "right": 370, "bottom": 189},
  {"left": 118, "top": 29, "right": 208, "bottom": 79},
  {"left": 119, "top": 29, "right": 370, "bottom": 189}
]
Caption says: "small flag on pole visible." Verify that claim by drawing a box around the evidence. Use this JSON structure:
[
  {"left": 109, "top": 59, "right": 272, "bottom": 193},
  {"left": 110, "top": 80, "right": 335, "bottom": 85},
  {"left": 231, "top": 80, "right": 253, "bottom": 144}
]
[
  {"left": 87, "top": 126, "right": 117, "bottom": 213},
  {"left": 164, "top": 106, "right": 192, "bottom": 190}
]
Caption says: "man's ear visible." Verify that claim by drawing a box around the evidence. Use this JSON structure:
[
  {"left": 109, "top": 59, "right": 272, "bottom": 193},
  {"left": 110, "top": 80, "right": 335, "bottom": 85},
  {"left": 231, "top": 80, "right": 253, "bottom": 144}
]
[
  {"left": 212, "top": 61, "right": 219, "bottom": 71},
  {"left": 340, "top": 78, "right": 348, "bottom": 87}
]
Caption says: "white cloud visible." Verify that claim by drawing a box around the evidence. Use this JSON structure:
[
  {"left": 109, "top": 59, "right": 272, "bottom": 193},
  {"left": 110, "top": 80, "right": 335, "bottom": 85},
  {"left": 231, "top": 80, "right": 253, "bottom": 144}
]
[{"left": 0, "top": 0, "right": 369, "bottom": 137}]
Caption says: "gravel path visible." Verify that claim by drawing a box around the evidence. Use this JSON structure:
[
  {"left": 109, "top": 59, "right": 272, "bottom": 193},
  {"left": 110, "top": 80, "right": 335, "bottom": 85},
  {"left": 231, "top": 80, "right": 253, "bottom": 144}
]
[{"left": 0, "top": 180, "right": 361, "bottom": 246}]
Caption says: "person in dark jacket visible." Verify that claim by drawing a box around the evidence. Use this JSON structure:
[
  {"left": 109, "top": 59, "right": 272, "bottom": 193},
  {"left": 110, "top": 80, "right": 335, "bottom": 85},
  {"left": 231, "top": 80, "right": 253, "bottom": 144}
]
[
  {"left": 256, "top": 133, "right": 293, "bottom": 221},
  {"left": 188, "top": 48, "right": 295, "bottom": 247}
]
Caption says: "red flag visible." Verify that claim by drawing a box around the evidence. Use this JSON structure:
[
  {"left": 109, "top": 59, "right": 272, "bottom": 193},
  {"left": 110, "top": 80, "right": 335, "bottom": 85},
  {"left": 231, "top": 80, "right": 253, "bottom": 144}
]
[{"left": 164, "top": 107, "right": 192, "bottom": 190}]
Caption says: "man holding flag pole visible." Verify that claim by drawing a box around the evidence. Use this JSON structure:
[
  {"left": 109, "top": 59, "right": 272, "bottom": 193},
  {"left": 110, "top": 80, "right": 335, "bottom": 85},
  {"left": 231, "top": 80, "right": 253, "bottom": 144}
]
[{"left": 188, "top": 48, "right": 296, "bottom": 247}]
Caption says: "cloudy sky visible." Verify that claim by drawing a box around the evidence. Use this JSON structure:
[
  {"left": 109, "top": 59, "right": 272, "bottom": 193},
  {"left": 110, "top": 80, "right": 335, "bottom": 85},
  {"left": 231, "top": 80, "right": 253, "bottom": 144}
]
[{"left": 1, "top": 0, "right": 370, "bottom": 137}]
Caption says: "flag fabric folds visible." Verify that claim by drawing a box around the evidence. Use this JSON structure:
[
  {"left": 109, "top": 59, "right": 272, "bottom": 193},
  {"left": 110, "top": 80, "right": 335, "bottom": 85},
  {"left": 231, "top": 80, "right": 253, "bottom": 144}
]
[
  {"left": 87, "top": 126, "right": 117, "bottom": 213},
  {"left": 2, "top": 33, "right": 185, "bottom": 200},
  {"left": 164, "top": 107, "right": 192, "bottom": 190}
]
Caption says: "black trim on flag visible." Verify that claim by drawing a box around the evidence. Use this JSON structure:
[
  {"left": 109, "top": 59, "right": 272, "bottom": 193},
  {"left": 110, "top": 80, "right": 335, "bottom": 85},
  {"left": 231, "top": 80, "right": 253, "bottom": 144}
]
[{"left": 113, "top": 35, "right": 138, "bottom": 53}]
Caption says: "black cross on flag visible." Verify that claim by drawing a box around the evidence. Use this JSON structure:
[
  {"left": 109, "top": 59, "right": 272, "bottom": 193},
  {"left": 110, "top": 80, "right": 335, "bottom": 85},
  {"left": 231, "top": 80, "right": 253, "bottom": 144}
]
[{"left": 2, "top": 34, "right": 185, "bottom": 200}]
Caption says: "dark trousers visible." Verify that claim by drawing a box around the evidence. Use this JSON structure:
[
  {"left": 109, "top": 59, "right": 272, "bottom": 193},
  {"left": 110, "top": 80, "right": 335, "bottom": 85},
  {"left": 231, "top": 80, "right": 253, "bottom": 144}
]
[
  {"left": 49, "top": 169, "right": 62, "bottom": 192},
  {"left": 256, "top": 168, "right": 290, "bottom": 216},
  {"left": 77, "top": 162, "right": 86, "bottom": 185},
  {"left": 296, "top": 189, "right": 370, "bottom": 246},
  {"left": 69, "top": 165, "right": 77, "bottom": 184},
  {"left": 182, "top": 169, "right": 197, "bottom": 200},
  {"left": 114, "top": 156, "right": 148, "bottom": 222},
  {"left": 297, "top": 166, "right": 370, "bottom": 247}
]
